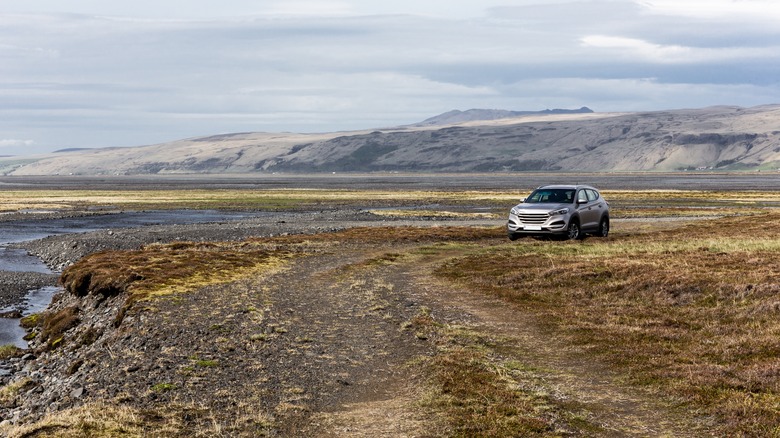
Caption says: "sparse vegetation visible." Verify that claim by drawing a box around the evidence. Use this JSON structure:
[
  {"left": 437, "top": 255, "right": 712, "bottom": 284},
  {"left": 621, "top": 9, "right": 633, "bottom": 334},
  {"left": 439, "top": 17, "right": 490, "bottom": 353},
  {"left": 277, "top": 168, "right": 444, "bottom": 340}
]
[
  {"left": 0, "top": 188, "right": 518, "bottom": 212},
  {"left": 0, "top": 378, "right": 34, "bottom": 406},
  {"left": 194, "top": 359, "right": 219, "bottom": 368},
  {"left": 368, "top": 209, "right": 499, "bottom": 219},
  {"left": 151, "top": 383, "right": 176, "bottom": 393},
  {"left": 60, "top": 241, "right": 296, "bottom": 327},
  {"left": 436, "top": 212, "right": 780, "bottom": 435},
  {"left": 35, "top": 306, "right": 80, "bottom": 350},
  {"left": 3, "top": 186, "right": 777, "bottom": 216},
  {"left": 0, "top": 401, "right": 246, "bottom": 438},
  {"left": 410, "top": 310, "right": 583, "bottom": 436},
  {"left": 19, "top": 313, "right": 39, "bottom": 329},
  {"left": 5, "top": 185, "right": 780, "bottom": 436},
  {"left": 0, "top": 345, "right": 22, "bottom": 360}
]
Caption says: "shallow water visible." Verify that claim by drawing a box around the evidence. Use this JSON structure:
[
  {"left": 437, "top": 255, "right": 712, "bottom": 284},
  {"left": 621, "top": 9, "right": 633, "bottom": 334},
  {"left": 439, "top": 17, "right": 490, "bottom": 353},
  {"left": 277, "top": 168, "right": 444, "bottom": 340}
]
[
  {"left": 0, "top": 319, "right": 26, "bottom": 348},
  {"left": 0, "top": 209, "right": 269, "bottom": 347},
  {"left": 0, "top": 210, "right": 265, "bottom": 244},
  {"left": 0, "top": 286, "right": 60, "bottom": 348},
  {"left": 0, "top": 248, "right": 52, "bottom": 273}
]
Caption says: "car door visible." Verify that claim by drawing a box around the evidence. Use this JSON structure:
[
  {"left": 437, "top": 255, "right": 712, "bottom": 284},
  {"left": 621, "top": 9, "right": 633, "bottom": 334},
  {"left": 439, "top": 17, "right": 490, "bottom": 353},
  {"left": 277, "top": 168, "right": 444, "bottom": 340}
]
[{"left": 576, "top": 189, "right": 599, "bottom": 231}]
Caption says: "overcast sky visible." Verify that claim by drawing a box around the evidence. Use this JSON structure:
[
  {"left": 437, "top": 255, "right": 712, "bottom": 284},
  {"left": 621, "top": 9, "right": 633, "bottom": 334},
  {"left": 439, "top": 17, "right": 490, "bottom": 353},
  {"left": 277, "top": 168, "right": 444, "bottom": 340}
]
[{"left": 1, "top": 0, "right": 779, "bottom": 154}]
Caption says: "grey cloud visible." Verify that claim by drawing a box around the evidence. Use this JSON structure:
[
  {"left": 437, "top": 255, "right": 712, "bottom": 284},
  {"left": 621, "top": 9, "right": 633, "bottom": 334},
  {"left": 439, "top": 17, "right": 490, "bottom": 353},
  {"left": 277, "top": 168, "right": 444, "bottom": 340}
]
[{"left": 0, "top": 2, "right": 778, "bottom": 154}]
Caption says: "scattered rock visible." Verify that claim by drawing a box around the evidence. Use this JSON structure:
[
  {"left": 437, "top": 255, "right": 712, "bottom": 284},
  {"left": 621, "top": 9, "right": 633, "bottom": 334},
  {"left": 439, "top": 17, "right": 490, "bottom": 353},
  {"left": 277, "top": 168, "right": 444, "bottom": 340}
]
[
  {"left": 0, "top": 208, "right": 492, "bottom": 430},
  {"left": 70, "top": 386, "right": 85, "bottom": 399},
  {"left": 0, "top": 310, "right": 22, "bottom": 318}
]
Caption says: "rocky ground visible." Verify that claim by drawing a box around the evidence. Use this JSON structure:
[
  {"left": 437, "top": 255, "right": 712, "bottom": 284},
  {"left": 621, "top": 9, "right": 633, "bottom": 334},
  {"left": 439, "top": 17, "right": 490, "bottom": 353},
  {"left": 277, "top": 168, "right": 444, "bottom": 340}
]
[
  {"left": 14, "top": 210, "right": 388, "bottom": 271},
  {"left": 0, "top": 210, "right": 366, "bottom": 312},
  {"left": 0, "top": 209, "right": 502, "bottom": 436},
  {"left": 0, "top": 273, "right": 58, "bottom": 312}
]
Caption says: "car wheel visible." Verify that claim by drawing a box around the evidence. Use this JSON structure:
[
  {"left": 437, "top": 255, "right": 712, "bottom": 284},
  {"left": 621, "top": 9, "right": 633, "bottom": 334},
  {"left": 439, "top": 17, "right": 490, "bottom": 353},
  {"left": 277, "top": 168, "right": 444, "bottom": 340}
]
[
  {"left": 597, "top": 217, "right": 610, "bottom": 237},
  {"left": 566, "top": 220, "right": 581, "bottom": 240},
  {"left": 508, "top": 233, "right": 520, "bottom": 241}
]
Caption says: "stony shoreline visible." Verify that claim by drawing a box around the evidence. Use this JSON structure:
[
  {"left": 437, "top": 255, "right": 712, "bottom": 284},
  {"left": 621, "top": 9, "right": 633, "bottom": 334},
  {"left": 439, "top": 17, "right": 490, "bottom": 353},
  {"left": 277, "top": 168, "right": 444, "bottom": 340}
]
[
  {"left": 0, "top": 207, "right": 498, "bottom": 319},
  {"left": 0, "top": 273, "right": 59, "bottom": 312},
  {"left": 0, "top": 208, "right": 502, "bottom": 430}
]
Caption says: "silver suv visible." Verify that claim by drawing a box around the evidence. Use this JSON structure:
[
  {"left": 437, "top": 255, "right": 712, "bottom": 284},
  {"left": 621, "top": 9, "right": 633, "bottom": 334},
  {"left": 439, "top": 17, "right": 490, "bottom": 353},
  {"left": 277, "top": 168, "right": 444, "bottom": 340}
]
[{"left": 507, "top": 184, "right": 609, "bottom": 240}]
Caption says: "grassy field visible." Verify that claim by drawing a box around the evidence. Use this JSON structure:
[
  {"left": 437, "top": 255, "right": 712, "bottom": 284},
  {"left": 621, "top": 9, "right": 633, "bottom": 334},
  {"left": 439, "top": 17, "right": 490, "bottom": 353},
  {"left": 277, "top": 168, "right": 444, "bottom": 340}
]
[
  {"left": 2, "top": 187, "right": 779, "bottom": 217},
  {"left": 3, "top": 185, "right": 780, "bottom": 435},
  {"left": 435, "top": 213, "right": 780, "bottom": 436}
]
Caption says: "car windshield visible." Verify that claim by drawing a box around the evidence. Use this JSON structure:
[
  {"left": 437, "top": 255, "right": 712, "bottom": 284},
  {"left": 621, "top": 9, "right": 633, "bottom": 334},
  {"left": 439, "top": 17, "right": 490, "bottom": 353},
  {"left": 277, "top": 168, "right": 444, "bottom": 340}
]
[{"left": 525, "top": 188, "right": 575, "bottom": 204}]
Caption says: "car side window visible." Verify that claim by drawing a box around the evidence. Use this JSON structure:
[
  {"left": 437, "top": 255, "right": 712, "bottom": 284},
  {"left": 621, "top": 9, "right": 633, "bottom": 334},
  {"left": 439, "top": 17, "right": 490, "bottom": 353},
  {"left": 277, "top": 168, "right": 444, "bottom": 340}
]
[
  {"left": 586, "top": 189, "right": 599, "bottom": 202},
  {"left": 577, "top": 190, "right": 588, "bottom": 203}
]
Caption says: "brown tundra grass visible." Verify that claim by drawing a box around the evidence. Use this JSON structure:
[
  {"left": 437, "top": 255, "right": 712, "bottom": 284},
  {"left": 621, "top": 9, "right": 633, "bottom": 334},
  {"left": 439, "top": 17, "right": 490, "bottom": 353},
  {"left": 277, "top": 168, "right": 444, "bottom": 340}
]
[{"left": 436, "top": 212, "right": 780, "bottom": 436}]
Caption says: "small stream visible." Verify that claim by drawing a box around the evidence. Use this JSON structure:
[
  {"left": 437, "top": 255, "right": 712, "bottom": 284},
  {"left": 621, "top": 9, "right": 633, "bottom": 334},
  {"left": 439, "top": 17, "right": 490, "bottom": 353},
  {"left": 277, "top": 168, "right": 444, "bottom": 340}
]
[
  {"left": 0, "top": 287, "right": 59, "bottom": 348},
  {"left": 0, "top": 209, "right": 269, "bottom": 348}
]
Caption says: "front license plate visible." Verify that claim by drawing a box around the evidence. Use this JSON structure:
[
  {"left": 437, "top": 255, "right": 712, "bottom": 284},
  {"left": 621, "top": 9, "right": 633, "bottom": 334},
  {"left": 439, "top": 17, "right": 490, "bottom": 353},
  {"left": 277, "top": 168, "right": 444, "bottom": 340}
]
[{"left": 524, "top": 225, "right": 542, "bottom": 231}]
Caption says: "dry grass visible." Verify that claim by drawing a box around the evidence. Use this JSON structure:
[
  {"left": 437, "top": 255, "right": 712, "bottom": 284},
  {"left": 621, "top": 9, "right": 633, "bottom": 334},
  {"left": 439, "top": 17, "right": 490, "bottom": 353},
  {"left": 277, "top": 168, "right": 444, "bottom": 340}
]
[
  {"left": 367, "top": 209, "right": 500, "bottom": 219},
  {"left": 0, "top": 379, "right": 34, "bottom": 407},
  {"left": 406, "top": 307, "right": 601, "bottom": 436},
  {"left": 0, "top": 345, "right": 22, "bottom": 360},
  {"left": 4, "top": 403, "right": 145, "bottom": 438},
  {"left": 61, "top": 241, "right": 294, "bottom": 302},
  {"left": 2, "top": 401, "right": 271, "bottom": 437},
  {"left": 252, "top": 225, "right": 504, "bottom": 246},
  {"left": 4, "top": 187, "right": 778, "bottom": 214},
  {"left": 57, "top": 240, "right": 297, "bottom": 336},
  {"left": 57, "top": 225, "right": 501, "bottom": 319},
  {"left": 424, "top": 348, "right": 555, "bottom": 437},
  {"left": 8, "top": 186, "right": 779, "bottom": 435},
  {"left": 0, "top": 188, "right": 518, "bottom": 212},
  {"left": 38, "top": 306, "right": 80, "bottom": 349},
  {"left": 435, "top": 212, "right": 780, "bottom": 435}
]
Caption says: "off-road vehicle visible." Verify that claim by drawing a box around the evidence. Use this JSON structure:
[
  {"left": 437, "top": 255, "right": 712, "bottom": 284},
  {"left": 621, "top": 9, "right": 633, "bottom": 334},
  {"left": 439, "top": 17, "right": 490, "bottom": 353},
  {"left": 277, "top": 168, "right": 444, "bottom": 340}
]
[{"left": 507, "top": 184, "right": 609, "bottom": 240}]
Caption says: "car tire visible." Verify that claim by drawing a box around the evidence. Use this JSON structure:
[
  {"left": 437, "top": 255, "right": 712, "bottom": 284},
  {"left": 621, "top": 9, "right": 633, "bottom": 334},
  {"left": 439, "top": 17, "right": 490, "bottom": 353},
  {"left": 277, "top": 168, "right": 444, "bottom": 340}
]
[
  {"left": 508, "top": 233, "right": 520, "bottom": 241},
  {"left": 597, "top": 217, "right": 609, "bottom": 238},
  {"left": 566, "top": 219, "right": 581, "bottom": 240}
]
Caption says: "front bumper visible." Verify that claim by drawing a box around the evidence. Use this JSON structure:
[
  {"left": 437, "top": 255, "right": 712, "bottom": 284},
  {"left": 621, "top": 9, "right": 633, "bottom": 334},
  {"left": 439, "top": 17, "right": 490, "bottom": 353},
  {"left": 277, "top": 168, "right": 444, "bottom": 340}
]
[{"left": 507, "top": 213, "right": 568, "bottom": 236}]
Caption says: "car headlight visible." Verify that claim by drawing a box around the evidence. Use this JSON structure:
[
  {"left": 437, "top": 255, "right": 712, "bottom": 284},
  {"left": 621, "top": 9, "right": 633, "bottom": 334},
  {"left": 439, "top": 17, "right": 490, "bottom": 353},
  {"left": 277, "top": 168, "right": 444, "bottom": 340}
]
[
  {"left": 510, "top": 207, "right": 521, "bottom": 216},
  {"left": 549, "top": 208, "right": 569, "bottom": 216}
]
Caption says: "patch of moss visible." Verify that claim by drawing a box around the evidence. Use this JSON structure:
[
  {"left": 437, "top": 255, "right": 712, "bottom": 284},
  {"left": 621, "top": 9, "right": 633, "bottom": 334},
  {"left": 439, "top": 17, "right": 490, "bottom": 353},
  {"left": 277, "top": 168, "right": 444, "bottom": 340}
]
[
  {"left": 19, "top": 313, "right": 40, "bottom": 329},
  {"left": 0, "top": 344, "right": 22, "bottom": 360},
  {"left": 40, "top": 306, "right": 80, "bottom": 350},
  {"left": 0, "top": 378, "right": 35, "bottom": 405},
  {"left": 151, "top": 383, "right": 176, "bottom": 393}
]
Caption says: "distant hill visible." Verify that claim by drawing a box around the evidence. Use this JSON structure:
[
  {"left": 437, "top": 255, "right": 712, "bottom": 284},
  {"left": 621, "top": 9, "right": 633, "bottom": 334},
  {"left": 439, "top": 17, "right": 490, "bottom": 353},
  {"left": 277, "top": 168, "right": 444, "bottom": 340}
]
[
  {"left": 52, "top": 148, "right": 94, "bottom": 153},
  {"left": 415, "top": 107, "right": 593, "bottom": 126},
  {"left": 3, "top": 105, "right": 780, "bottom": 175}
]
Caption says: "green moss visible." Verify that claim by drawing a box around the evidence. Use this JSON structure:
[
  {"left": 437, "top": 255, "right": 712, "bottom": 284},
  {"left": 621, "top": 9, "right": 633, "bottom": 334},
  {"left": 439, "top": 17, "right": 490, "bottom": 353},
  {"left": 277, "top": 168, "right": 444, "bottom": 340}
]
[
  {"left": 0, "top": 344, "right": 21, "bottom": 359},
  {"left": 20, "top": 313, "right": 40, "bottom": 329},
  {"left": 151, "top": 383, "right": 176, "bottom": 393}
]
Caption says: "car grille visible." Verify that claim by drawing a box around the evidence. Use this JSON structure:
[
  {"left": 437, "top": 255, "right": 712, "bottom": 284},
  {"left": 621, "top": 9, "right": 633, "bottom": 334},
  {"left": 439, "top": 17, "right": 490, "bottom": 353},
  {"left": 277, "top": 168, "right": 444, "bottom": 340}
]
[{"left": 517, "top": 212, "right": 548, "bottom": 224}]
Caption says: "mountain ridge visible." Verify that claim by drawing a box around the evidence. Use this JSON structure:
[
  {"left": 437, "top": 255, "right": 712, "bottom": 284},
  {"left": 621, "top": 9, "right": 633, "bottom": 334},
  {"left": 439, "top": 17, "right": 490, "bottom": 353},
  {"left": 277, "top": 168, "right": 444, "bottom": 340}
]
[
  {"left": 415, "top": 107, "right": 594, "bottom": 126},
  {"left": 3, "top": 105, "right": 780, "bottom": 175}
]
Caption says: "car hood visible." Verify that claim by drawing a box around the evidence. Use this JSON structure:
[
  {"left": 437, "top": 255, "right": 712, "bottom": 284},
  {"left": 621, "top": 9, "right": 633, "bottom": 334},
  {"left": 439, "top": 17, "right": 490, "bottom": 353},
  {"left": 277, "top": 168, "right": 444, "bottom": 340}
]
[{"left": 512, "top": 202, "right": 571, "bottom": 211}]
